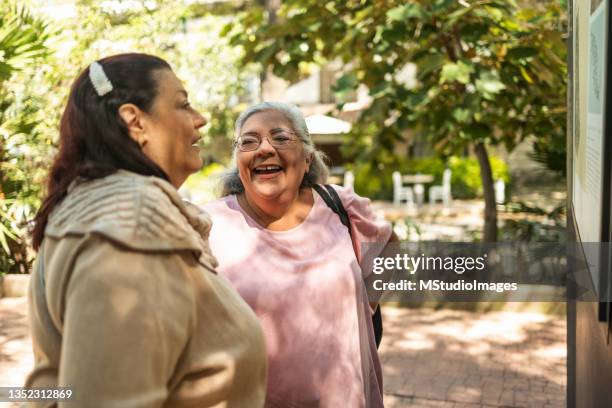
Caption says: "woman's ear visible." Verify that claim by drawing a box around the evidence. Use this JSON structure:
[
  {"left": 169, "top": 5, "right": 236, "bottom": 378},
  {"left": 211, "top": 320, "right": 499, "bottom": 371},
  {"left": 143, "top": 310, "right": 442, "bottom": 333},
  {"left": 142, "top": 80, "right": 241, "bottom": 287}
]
[
  {"left": 118, "top": 103, "right": 147, "bottom": 147},
  {"left": 305, "top": 152, "right": 312, "bottom": 173}
]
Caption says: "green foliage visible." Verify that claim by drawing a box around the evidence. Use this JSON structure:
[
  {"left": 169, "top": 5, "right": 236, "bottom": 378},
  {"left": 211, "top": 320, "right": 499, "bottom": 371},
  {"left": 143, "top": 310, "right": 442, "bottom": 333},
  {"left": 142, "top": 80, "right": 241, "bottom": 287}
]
[
  {"left": 500, "top": 202, "right": 566, "bottom": 242},
  {"left": 0, "top": 0, "right": 51, "bottom": 273},
  {"left": 8, "top": 0, "right": 254, "bottom": 171},
  {"left": 448, "top": 156, "right": 510, "bottom": 198},
  {"left": 0, "top": 1, "right": 49, "bottom": 81},
  {"left": 225, "top": 0, "right": 566, "bottom": 240},
  {"left": 44, "top": 1, "right": 254, "bottom": 155},
  {"left": 183, "top": 162, "right": 227, "bottom": 204},
  {"left": 351, "top": 162, "right": 387, "bottom": 200},
  {"left": 351, "top": 155, "right": 509, "bottom": 201},
  {"left": 0, "top": 0, "right": 254, "bottom": 272},
  {"left": 529, "top": 132, "right": 566, "bottom": 176},
  {"left": 226, "top": 0, "right": 566, "bottom": 160},
  {"left": 440, "top": 61, "right": 475, "bottom": 85},
  {"left": 184, "top": 162, "right": 226, "bottom": 188}
]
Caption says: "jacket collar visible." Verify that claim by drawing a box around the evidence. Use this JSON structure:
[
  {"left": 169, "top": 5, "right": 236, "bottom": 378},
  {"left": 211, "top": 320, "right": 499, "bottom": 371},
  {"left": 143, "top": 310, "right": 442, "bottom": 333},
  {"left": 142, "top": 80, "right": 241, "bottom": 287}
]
[{"left": 45, "top": 170, "right": 218, "bottom": 271}]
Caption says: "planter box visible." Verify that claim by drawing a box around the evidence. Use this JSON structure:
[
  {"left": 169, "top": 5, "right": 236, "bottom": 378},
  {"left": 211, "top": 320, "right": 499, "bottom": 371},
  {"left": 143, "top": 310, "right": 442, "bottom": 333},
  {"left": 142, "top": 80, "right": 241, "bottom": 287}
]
[{"left": 1, "top": 274, "right": 30, "bottom": 298}]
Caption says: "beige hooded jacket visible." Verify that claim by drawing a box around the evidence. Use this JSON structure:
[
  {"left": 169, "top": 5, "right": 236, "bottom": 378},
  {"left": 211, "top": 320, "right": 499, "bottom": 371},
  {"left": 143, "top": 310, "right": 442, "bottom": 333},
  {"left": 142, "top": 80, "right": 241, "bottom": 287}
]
[{"left": 25, "top": 170, "right": 267, "bottom": 407}]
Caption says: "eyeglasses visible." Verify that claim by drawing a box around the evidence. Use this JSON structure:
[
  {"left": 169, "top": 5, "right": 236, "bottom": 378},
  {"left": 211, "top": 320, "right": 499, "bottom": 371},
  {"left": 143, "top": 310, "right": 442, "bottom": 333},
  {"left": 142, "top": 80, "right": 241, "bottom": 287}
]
[{"left": 234, "top": 130, "right": 298, "bottom": 152}]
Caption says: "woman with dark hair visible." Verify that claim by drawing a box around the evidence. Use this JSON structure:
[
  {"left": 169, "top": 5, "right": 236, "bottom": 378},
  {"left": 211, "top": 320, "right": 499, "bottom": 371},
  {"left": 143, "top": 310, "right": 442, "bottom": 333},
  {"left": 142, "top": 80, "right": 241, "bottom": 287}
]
[{"left": 26, "top": 53, "right": 267, "bottom": 407}]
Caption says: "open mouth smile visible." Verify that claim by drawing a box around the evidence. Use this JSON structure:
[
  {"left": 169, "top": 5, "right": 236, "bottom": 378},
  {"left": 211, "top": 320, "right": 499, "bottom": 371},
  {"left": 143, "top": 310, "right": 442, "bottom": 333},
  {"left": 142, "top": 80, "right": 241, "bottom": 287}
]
[
  {"left": 190, "top": 136, "right": 201, "bottom": 147},
  {"left": 252, "top": 165, "right": 283, "bottom": 175}
]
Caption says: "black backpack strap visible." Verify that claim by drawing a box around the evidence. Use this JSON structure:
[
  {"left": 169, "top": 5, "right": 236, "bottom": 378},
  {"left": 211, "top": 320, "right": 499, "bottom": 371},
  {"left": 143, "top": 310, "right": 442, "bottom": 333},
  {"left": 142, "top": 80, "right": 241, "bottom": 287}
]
[
  {"left": 312, "top": 184, "right": 333, "bottom": 207},
  {"left": 371, "top": 304, "right": 383, "bottom": 349},
  {"left": 312, "top": 185, "right": 342, "bottom": 224},
  {"left": 312, "top": 184, "right": 383, "bottom": 349},
  {"left": 324, "top": 185, "right": 352, "bottom": 234},
  {"left": 312, "top": 184, "right": 351, "bottom": 230}
]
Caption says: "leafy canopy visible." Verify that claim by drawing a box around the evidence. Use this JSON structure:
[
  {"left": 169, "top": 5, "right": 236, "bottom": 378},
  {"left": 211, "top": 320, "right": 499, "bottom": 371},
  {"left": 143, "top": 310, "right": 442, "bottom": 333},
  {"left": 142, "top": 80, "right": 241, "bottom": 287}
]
[{"left": 225, "top": 0, "right": 566, "bottom": 172}]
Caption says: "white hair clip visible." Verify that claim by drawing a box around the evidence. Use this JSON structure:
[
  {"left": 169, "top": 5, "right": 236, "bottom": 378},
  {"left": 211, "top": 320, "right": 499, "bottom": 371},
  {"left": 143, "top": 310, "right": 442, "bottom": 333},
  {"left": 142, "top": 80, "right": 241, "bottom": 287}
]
[{"left": 89, "top": 61, "right": 113, "bottom": 96}]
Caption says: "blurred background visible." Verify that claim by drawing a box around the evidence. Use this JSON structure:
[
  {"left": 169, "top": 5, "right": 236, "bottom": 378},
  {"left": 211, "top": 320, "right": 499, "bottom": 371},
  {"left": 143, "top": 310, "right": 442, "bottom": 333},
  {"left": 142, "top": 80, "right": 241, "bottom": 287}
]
[{"left": 0, "top": 1, "right": 568, "bottom": 407}]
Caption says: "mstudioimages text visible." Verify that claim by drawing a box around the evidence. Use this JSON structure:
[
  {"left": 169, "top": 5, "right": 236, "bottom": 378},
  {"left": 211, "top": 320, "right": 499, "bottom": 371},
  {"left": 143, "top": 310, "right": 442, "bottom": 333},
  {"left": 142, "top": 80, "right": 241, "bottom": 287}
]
[{"left": 373, "top": 279, "right": 519, "bottom": 293}]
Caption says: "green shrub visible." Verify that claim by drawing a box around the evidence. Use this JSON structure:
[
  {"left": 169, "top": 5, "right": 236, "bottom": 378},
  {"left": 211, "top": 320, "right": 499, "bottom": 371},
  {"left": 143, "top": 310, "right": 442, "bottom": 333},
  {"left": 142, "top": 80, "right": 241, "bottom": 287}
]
[
  {"left": 448, "top": 156, "right": 510, "bottom": 199},
  {"left": 351, "top": 155, "right": 510, "bottom": 200},
  {"left": 183, "top": 163, "right": 227, "bottom": 203},
  {"left": 352, "top": 162, "right": 390, "bottom": 200},
  {"left": 1, "top": 2, "right": 51, "bottom": 274}
]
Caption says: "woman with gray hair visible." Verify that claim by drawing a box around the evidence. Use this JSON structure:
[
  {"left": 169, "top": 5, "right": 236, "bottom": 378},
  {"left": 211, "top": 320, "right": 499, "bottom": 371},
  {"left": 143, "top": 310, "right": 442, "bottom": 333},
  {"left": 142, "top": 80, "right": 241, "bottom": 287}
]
[
  {"left": 220, "top": 102, "right": 329, "bottom": 196},
  {"left": 203, "top": 102, "right": 395, "bottom": 407}
]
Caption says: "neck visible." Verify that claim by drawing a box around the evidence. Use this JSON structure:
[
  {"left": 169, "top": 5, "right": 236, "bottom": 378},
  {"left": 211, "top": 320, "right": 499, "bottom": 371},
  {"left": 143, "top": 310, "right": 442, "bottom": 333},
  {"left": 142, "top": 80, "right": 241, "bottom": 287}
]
[
  {"left": 165, "top": 170, "right": 186, "bottom": 190},
  {"left": 238, "top": 188, "right": 312, "bottom": 230}
]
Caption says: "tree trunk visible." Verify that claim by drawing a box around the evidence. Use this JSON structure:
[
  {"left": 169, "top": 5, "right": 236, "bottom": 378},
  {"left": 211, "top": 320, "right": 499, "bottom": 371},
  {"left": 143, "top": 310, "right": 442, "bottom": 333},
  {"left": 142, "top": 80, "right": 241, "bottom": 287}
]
[{"left": 474, "top": 142, "right": 498, "bottom": 242}]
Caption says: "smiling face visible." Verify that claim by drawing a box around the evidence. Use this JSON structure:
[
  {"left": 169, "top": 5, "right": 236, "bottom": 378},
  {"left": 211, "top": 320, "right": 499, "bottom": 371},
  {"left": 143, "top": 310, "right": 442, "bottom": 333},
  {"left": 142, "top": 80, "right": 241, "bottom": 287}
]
[
  {"left": 236, "top": 109, "right": 311, "bottom": 203},
  {"left": 140, "top": 69, "right": 206, "bottom": 187}
]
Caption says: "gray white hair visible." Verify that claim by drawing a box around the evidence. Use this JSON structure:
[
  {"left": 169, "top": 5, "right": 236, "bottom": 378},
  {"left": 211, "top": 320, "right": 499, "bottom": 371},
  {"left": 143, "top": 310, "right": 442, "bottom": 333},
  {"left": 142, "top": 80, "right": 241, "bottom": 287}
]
[{"left": 220, "top": 101, "right": 329, "bottom": 196}]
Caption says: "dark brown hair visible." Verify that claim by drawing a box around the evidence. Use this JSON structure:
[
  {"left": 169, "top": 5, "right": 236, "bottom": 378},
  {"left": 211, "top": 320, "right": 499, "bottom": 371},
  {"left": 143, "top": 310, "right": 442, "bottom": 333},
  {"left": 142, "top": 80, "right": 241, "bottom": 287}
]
[{"left": 32, "top": 53, "right": 172, "bottom": 249}]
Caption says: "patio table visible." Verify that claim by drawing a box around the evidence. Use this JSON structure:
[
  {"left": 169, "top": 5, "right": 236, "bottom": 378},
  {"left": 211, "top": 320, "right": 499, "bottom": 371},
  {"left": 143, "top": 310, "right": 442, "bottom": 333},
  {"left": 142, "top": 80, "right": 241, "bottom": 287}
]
[{"left": 401, "top": 174, "right": 435, "bottom": 205}]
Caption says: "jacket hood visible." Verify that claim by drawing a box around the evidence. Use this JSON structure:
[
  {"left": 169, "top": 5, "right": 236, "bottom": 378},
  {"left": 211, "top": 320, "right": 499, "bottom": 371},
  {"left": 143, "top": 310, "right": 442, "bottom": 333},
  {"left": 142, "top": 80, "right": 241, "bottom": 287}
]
[{"left": 45, "top": 170, "right": 218, "bottom": 271}]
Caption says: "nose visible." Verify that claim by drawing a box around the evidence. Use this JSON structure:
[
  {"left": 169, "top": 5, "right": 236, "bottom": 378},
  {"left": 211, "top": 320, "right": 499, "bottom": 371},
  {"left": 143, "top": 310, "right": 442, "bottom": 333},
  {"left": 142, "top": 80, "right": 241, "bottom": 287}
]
[
  {"left": 255, "top": 136, "right": 276, "bottom": 156},
  {"left": 193, "top": 110, "right": 207, "bottom": 129}
]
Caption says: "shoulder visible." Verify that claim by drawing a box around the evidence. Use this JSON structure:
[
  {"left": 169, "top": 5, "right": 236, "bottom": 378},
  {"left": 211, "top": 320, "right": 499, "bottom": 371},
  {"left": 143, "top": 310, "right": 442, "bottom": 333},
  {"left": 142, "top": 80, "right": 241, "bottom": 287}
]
[
  {"left": 40, "top": 233, "right": 197, "bottom": 340},
  {"left": 326, "top": 184, "right": 392, "bottom": 241},
  {"left": 201, "top": 194, "right": 235, "bottom": 211},
  {"left": 45, "top": 171, "right": 211, "bottom": 259},
  {"left": 200, "top": 195, "right": 249, "bottom": 242},
  {"left": 327, "top": 184, "right": 370, "bottom": 211},
  {"left": 50, "top": 234, "right": 198, "bottom": 283},
  {"left": 200, "top": 195, "right": 242, "bottom": 222}
]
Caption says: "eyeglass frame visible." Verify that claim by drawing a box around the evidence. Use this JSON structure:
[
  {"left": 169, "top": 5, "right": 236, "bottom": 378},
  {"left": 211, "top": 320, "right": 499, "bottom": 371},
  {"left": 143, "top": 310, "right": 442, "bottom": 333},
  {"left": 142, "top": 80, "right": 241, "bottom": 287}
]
[{"left": 233, "top": 128, "right": 301, "bottom": 152}]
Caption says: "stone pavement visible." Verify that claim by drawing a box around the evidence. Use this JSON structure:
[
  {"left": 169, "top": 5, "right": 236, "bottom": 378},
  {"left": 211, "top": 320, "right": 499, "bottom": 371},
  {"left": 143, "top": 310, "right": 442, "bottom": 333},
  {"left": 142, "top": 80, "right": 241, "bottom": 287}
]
[
  {"left": 0, "top": 298, "right": 32, "bottom": 388},
  {"left": 0, "top": 297, "right": 565, "bottom": 407},
  {"left": 380, "top": 307, "right": 566, "bottom": 408}
]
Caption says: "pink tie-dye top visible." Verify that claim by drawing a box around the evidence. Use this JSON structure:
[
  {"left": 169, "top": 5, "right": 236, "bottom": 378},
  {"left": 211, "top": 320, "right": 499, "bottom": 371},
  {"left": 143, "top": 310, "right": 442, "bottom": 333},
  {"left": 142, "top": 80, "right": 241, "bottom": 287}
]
[{"left": 203, "top": 185, "right": 392, "bottom": 408}]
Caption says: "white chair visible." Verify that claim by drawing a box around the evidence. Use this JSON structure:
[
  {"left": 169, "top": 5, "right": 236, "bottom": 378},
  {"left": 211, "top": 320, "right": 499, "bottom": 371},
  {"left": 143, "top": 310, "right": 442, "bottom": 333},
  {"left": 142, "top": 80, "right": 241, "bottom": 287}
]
[
  {"left": 429, "top": 168, "right": 452, "bottom": 207},
  {"left": 413, "top": 183, "right": 425, "bottom": 205},
  {"left": 392, "top": 171, "right": 414, "bottom": 207},
  {"left": 494, "top": 179, "right": 505, "bottom": 204},
  {"left": 343, "top": 170, "right": 355, "bottom": 190}
]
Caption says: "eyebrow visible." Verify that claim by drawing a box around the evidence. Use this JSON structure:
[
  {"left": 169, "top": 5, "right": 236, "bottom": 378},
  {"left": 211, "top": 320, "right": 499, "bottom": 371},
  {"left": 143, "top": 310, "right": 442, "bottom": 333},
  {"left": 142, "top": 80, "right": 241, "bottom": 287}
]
[
  {"left": 241, "top": 131, "right": 261, "bottom": 137},
  {"left": 241, "top": 128, "right": 290, "bottom": 135}
]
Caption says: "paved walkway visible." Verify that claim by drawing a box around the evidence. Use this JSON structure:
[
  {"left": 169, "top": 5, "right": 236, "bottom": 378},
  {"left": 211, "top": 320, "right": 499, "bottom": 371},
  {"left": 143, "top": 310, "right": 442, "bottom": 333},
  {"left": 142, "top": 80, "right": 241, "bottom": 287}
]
[
  {"left": 380, "top": 307, "right": 566, "bottom": 408},
  {"left": 0, "top": 298, "right": 565, "bottom": 407},
  {"left": 0, "top": 298, "right": 32, "bottom": 392}
]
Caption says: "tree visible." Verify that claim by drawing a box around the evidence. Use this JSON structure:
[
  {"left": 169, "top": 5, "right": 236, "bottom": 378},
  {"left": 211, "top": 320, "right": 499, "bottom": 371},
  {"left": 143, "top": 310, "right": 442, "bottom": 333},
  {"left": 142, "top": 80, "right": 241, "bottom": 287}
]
[
  {"left": 0, "top": 1, "right": 50, "bottom": 273},
  {"left": 33, "top": 0, "right": 257, "bottom": 162},
  {"left": 224, "top": 0, "right": 567, "bottom": 241},
  {"left": 0, "top": 0, "right": 255, "bottom": 273}
]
